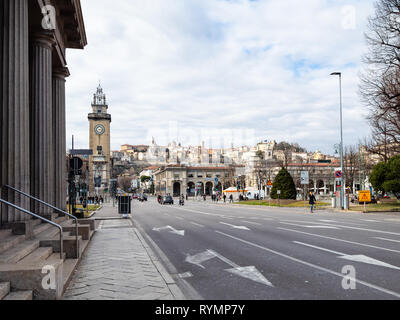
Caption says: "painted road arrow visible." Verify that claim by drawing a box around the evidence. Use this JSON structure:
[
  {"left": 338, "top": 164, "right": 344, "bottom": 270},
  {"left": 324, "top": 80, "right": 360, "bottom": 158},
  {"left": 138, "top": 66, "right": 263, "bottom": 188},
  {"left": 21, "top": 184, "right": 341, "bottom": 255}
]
[
  {"left": 152, "top": 226, "right": 185, "bottom": 236},
  {"left": 220, "top": 222, "right": 250, "bottom": 231},
  {"left": 185, "top": 249, "right": 273, "bottom": 287},
  {"left": 294, "top": 241, "right": 400, "bottom": 270}
]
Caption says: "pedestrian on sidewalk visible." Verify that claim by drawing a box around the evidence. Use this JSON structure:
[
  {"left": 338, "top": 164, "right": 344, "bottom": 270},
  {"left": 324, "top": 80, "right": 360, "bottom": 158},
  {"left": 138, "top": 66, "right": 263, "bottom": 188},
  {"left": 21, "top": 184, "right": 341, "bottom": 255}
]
[
  {"left": 309, "top": 192, "right": 316, "bottom": 213},
  {"left": 229, "top": 195, "right": 233, "bottom": 203},
  {"left": 223, "top": 194, "right": 226, "bottom": 203}
]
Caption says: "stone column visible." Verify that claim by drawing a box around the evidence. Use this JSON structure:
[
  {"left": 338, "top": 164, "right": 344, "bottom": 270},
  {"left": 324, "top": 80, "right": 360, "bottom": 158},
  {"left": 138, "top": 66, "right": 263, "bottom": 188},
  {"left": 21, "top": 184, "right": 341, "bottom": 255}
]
[
  {"left": 29, "top": 32, "right": 55, "bottom": 215},
  {"left": 0, "top": 0, "right": 30, "bottom": 224},
  {"left": 52, "top": 68, "right": 70, "bottom": 211}
]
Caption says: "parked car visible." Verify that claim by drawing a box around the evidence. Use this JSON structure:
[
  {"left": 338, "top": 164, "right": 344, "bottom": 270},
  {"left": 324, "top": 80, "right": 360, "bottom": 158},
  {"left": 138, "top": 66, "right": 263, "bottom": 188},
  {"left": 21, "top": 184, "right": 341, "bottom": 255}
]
[
  {"left": 162, "top": 196, "right": 174, "bottom": 205},
  {"left": 139, "top": 194, "right": 148, "bottom": 202},
  {"left": 132, "top": 194, "right": 138, "bottom": 200}
]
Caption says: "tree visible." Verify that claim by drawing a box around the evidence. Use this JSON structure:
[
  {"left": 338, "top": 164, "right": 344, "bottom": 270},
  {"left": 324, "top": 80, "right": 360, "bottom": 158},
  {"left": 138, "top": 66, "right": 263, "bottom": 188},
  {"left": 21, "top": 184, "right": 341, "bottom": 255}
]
[
  {"left": 370, "top": 155, "right": 400, "bottom": 197},
  {"left": 140, "top": 176, "right": 151, "bottom": 183},
  {"left": 360, "top": 0, "right": 400, "bottom": 156},
  {"left": 271, "top": 168, "right": 297, "bottom": 200},
  {"left": 344, "top": 145, "right": 359, "bottom": 192}
]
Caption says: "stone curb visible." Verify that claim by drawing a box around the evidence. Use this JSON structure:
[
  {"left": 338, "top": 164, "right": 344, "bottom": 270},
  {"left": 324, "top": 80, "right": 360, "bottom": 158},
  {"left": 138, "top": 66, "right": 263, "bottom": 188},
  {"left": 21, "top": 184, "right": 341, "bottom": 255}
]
[{"left": 132, "top": 227, "right": 187, "bottom": 300}]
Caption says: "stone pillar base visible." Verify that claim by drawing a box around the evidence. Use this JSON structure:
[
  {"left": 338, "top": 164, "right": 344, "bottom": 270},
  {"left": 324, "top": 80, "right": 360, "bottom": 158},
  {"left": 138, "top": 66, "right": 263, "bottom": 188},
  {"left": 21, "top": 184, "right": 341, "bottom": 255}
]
[{"left": 11, "top": 220, "right": 35, "bottom": 238}]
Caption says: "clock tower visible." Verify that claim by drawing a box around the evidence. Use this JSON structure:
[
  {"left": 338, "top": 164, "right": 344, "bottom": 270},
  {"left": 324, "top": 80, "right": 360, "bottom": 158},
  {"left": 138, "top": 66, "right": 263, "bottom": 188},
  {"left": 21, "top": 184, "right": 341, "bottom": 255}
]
[{"left": 88, "top": 84, "right": 112, "bottom": 197}]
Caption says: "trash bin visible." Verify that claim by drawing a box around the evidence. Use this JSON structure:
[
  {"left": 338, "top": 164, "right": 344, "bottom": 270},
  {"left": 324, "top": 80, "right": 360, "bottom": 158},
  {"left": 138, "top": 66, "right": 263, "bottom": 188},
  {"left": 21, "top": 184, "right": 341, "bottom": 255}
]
[{"left": 117, "top": 195, "right": 132, "bottom": 215}]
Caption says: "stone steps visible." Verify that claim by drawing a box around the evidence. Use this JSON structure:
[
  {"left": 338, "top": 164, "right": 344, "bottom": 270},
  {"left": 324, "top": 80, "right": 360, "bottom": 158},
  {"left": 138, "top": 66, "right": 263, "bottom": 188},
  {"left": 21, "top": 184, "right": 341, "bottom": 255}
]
[
  {"left": 0, "top": 214, "right": 97, "bottom": 299},
  {"left": 17, "top": 247, "right": 53, "bottom": 264},
  {"left": 0, "top": 240, "right": 40, "bottom": 264},
  {"left": 3, "top": 290, "right": 33, "bottom": 300},
  {"left": 0, "top": 282, "right": 10, "bottom": 300},
  {"left": 0, "top": 233, "right": 26, "bottom": 255},
  {"left": 0, "top": 229, "right": 13, "bottom": 240}
]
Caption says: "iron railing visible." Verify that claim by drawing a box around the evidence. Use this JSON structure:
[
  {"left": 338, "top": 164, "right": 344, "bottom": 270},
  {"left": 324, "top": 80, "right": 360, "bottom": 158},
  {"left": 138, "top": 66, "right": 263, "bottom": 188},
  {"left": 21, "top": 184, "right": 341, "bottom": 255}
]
[
  {"left": 0, "top": 198, "right": 63, "bottom": 259},
  {"left": 2, "top": 185, "right": 79, "bottom": 258}
]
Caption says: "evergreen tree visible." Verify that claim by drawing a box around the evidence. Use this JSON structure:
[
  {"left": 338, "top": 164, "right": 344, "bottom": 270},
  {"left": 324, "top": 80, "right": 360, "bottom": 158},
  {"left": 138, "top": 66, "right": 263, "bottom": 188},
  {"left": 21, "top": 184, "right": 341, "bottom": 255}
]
[{"left": 271, "top": 168, "right": 297, "bottom": 200}]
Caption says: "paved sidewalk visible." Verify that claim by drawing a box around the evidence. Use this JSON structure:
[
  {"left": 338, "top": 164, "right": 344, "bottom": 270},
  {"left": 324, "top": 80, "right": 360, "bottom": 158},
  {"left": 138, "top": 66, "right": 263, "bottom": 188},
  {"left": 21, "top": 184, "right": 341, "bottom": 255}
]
[{"left": 63, "top": 203, "right": 185, "bottom": 300}]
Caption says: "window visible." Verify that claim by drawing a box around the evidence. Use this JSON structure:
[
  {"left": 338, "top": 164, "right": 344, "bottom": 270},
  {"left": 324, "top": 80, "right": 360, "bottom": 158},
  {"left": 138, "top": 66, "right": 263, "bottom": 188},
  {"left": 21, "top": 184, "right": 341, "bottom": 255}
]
[
  {"left": 98, "top": 109, "right": 102, "bottom": 114},
  {"left": 188, "top": 173, "right": 194, "bottom": 178},
  {"left": 197, "top": 173, "right": 203, "bottom": 178},
  {"left": 206, "top": 173, "right": 212, "bottom": 178}
]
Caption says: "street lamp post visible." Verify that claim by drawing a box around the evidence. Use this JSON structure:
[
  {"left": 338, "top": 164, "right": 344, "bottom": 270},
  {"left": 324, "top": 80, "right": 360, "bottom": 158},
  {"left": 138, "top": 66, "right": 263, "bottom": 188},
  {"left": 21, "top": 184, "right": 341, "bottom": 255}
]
[{"left": 331, "top": 72, "right": 345, "bottom": 210}]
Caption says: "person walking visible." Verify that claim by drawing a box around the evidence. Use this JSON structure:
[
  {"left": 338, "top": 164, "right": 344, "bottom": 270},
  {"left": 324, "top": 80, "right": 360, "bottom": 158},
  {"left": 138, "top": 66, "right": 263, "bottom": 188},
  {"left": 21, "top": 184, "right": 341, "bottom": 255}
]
[
  {"left": 229, "top": 194, "right": 233, "bottom": 204},
  {"left": 223, "top": 194, "right": 227, "bottom": 203},
  {"left": 309, "top": 192, "right": 317, "bottom": 213}
]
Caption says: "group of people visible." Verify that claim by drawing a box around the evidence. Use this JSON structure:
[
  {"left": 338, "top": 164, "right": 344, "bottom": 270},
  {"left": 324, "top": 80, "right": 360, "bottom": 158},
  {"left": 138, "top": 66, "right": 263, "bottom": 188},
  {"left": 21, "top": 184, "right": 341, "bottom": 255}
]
[{"left": 80, "top": 196, "right": 103, "bottom": 206}]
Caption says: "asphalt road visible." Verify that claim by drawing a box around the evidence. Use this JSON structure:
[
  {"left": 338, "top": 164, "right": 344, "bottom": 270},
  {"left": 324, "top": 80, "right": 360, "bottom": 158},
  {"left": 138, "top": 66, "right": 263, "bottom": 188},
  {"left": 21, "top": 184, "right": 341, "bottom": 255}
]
[{"left": 132, "top": 198, "right": 400, "bottom": 300}]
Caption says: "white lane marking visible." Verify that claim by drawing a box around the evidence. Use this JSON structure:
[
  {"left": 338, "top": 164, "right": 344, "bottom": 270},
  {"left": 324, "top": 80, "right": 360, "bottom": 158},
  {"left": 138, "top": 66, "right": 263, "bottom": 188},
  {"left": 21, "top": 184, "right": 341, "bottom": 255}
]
[
  {"left": 374, "top": 237, "right": 400, "bottom": 244},
  {"left": 281, "top": 219, "right": 366, "bottom": 227},
  {"left": 185, "top": 249, "right": 273, "bottom": 287},
  {"left": 190, "top": 222, "right": 205, "bottom": 228},
  {"left": 242, "top": 221, "right": 262, "bottom": 226},
  {"left": 185, "top": 250, "right": 216, "bottom": 269},
  {"left": 278, "top": 227, "right": 400, "bottom": 254},
  {"left": 384, "top": 219, "right": 400, "bottom": 222},
  {"left": 175, "top": 216, "right": 184, "bottom": 220},
  {"left": 281, "top": 221, "right": 400, "bottom": 236},
  {"left": 152, "top": 225, "right": 185, "bottom": 236},
  {"left": 226, "top": 266, "right": 274, "bottom": 287},
  {"left": 178, "top": 272, "right": 193, "bottom": 279},
  {"left": 294, "top": 241, "right": 400, "bottom": 270},
  {"left": 220, "top": 222, "right": 251, "bottom": 231},
  {"left": 293, "top": 241, "right": 343, "bottom": 255},
  {"left": 319, "top": 220, "right": 337, "bottom": 223},
  {"left": 363, "top": 220, "right": 380, "bottom": 223},
  {"left": 215, "top": 231, "right": 400, "bottom": 299},
  {"left": 280, "top": 222, "right": 340, "bottom": 230}
]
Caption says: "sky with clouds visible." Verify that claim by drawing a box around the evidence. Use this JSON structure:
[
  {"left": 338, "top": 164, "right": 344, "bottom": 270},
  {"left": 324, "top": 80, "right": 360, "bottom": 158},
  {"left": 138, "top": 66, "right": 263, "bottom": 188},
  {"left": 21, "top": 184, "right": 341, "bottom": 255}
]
[{"left": 65, "top": 0, "right": 376, "bottom": 155}]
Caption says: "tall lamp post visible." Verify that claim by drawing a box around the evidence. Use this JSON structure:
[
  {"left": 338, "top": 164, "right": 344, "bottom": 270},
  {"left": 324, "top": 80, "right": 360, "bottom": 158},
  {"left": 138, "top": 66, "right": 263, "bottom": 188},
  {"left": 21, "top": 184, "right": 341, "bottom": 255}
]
[{"left": 331, "top": 72, "right": 345, "bottom": 210}]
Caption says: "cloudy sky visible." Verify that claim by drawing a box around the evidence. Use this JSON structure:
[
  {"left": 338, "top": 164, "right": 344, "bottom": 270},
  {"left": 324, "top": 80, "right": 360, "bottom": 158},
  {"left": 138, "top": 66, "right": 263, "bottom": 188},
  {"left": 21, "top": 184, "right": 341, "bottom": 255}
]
[{"left": 66, "top": 0, "right": 376, "bottom": 155}]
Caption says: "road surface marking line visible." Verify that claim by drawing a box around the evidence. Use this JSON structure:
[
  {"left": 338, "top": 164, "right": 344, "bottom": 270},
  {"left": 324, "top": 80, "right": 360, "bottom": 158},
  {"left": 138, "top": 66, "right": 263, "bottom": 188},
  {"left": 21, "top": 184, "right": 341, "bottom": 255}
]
[
  {"left": 280, "top": 222, "right": 340, "bottom": 230},
  {"left": 374, "top": 237, "right": 400, "bottom": 244},
  {"left": 277, "top": 228, "right": 400, "bottom": 254},
  {"left": 215, "top": 231, "right": 400, "bottom": 299},
  {"left": 178, "top": 272, "right": 193, "bottom": 279},
  {"left": 281, "top": 220, "right": 400, "bottom": 236},
  {"left": 293, "top": 241, "right": 345, "bottom": 255},
  {"left": 242, "top": 221, "right": 262, "bottom": 226},
  {"left": 294, "top": 241, "right": 400, "bottom": 270},
  {"left": 174, "top": 216, "right": 184, "bottom": 220},
  {"left": 281, "top": 219, "right": 366, "bottom": 227},
  {"left": 190, "top": 222, "right": 205, "bottom": 228},
  {"left": 220, "top": 222, "right": 251, "bottom": 231},
  {"left": 208, "top": 249, "right": 240, "bottom": 268},
  {"left": 185, "top": 249, "right": 273, "bottom": 287}
]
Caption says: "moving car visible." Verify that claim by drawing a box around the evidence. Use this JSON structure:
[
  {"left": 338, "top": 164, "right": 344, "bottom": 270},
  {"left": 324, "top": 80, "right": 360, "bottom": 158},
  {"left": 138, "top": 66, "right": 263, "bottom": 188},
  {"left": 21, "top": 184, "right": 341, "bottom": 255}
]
[
  {"left": 139, "top": 194, "right": 148, "bottom": 202},
  {"left": 162, "top": 196, "right": 174, "bottom": 205}
]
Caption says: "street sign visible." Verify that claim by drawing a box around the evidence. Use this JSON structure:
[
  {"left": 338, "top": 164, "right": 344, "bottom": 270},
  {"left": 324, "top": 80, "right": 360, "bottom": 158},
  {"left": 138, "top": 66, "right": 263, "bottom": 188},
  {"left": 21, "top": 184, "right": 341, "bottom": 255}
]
[
  {"left": 215, "top": 178, "right": 219, "bottom": 184},
  {"left": 277, "top": 190, "right": 281, "bottom": 195},
  {"left": 69, "top": 149, "right": 93, "bottom": 156},
  {"left": 267, "top": 180, "right": 273, "bottom": 186},
  {"left": 335, "top": 170, "right": 343, "bottom": 178},
  {"left": 300, "top": 171, "right": 309, "bottom": 185},
  {"left": 359, "top": 190, "right": 372, "bottom": 203}
]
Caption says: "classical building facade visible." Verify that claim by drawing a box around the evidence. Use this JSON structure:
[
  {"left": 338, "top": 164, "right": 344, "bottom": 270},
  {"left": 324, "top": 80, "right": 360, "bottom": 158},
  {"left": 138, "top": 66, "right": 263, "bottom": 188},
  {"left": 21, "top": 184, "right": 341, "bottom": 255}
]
[
  {"left": 154, "top": 166, "right": 235, "bottom": 197},
  {"left": 88, "top": 85, "right": 111, "bottom": 196},
  {"left": 0, "top": 0, "right": 86, "bottom": 226}
]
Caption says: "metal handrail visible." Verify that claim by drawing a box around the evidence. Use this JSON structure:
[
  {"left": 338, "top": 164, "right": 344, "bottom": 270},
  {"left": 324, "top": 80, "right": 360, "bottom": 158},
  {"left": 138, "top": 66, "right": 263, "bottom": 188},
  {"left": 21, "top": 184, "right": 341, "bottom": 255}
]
[
  {"left": 2, "top": 185, "right": 79, "bottom": 258},
  {"left": 0, "top": 198, "right": 63, "bottom": 259}
]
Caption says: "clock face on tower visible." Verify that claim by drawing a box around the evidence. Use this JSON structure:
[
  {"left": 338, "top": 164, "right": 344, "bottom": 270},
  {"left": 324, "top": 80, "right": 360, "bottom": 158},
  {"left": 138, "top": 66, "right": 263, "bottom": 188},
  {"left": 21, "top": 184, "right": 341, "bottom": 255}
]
[{"left": 94, "top": 124, "right": 105, "bottom": 135}]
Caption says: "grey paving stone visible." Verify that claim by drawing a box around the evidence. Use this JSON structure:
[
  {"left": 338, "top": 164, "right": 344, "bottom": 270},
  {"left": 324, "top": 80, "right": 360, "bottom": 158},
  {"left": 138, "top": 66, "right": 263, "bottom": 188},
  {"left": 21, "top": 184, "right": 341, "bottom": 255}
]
[{"left": 63, "top": 203, "right": 177, "bottom": 300}]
